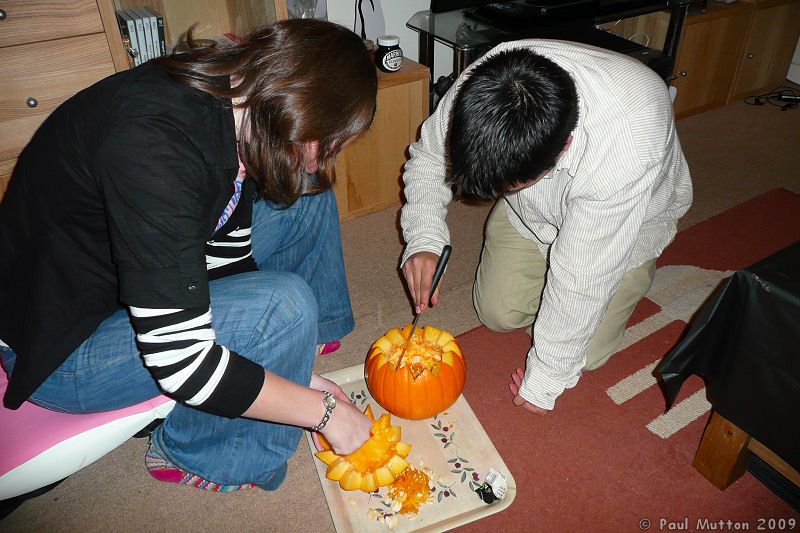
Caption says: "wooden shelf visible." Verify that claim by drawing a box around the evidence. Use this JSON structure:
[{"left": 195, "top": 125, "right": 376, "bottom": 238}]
[{"left": 113, "top": 0, "right": 283, "bottom": 44}]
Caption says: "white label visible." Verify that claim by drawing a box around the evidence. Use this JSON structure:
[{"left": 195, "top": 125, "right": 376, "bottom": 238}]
[
  {"left": 381, "top": 49, "right": 403, "bottom": 72},
  {"left": 485, "top": 468, "right": 507, "bottom": 500}
]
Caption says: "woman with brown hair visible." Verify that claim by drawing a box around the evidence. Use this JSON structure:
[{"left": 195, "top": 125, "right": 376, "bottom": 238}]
[{"left": 0, "top": 19, "right": 377, "bottom": 491}]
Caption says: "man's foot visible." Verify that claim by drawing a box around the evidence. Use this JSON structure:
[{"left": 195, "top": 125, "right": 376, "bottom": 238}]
[{"left": 145, "top": 443, "right": 256, "bottom": 492}]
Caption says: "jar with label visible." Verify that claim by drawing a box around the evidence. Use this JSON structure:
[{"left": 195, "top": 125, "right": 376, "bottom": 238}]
[{"left": 375, "top": 35, "right": 403, "bottom": 73}]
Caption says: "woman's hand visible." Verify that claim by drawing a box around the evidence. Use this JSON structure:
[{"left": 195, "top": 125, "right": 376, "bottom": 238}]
[
  {"left": 402, "top": 251, "right": 444, "bottom": 313},
  {"left": 309, "top": 372, "right": 349, "bottom": 401},
  {"left": 508, "top": 367, "right": 548, "bottom": 416},
  {"left": 309, "top": 372, "right": 372, "bottom": 455}
]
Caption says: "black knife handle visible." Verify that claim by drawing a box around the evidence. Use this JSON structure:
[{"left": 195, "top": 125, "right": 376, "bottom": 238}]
[{"left": 427, "top": 245, "right": 452, "bottom": 305}]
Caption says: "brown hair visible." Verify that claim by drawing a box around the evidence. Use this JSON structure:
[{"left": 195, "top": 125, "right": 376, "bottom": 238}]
[{"left": 153, "top": 19, "right": 377, "bottom": 206}]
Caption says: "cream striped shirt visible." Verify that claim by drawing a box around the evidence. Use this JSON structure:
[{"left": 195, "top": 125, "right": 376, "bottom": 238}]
[{"left": 400, "top": 39, "right": 692, "bottom": 410}]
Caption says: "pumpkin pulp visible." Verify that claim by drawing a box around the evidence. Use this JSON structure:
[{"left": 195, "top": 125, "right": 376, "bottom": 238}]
[{"left": 388, "top": 331, "right": 444, "bottom": 379}]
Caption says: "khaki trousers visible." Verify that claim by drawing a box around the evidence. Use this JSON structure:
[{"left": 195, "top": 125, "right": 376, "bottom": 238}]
[{"left": 473, "top": 201, "right": 657, "bottom": 370}]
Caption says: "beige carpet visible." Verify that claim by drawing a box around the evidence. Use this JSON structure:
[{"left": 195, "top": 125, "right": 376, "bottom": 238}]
[{"left": 2, "top": 93, "right": 800, "bottom": 532}]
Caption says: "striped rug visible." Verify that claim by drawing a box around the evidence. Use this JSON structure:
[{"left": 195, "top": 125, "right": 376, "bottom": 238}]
[{"left": 455, "top": 189, "right": 800, "bottom": 532}]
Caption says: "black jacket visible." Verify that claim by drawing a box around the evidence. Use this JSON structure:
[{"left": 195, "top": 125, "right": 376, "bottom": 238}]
[{"left": 0, "top": 62, "right": 249, "bottom": 409}]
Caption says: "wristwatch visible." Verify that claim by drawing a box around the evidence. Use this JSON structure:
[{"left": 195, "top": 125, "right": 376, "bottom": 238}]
[{"left": 311, "top": 392, "right": 336, "bottom": 431}]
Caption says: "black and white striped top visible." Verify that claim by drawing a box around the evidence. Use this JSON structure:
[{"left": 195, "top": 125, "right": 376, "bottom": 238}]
[{"left": 129, "top": 177, "right": 262, "bottom": 418}]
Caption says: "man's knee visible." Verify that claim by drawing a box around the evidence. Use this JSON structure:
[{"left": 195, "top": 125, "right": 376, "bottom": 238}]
[
  {"left": 473, "top": 283, "right": 524, "bottom": 332},
  {"left": 582, "top": 259, "right": 657, "bottom": 371},
  {"left": 583, "top": 337, "right": 620, "bottom": 371}
]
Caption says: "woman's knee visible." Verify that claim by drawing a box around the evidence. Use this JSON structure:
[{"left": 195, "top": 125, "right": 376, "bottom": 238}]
[
  {"left": 211, "top": 271, "right": 318, "bottom": 356},
  {"left": 256, "top": 272, "right": 318, "bottom": 335}
]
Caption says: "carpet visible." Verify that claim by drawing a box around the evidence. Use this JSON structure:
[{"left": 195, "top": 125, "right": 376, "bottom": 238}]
[{"left": 453, "top": 189, "right": 800, "bottom": 532}]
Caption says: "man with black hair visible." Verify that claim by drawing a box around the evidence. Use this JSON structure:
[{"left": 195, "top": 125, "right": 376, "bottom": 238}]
[{"left": 400, "top": 40, "right": 692, "bottom": 414}]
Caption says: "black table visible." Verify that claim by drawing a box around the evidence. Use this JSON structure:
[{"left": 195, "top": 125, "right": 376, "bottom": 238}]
[
  {"left": 656, "top": 241, "right": 800, "bottom": 499},
  {"left": 406, "top": 0, "right": 690, "bottom": 82}
]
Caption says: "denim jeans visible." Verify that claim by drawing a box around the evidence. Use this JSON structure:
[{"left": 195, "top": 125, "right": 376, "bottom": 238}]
[{"left": 0, "top": 188, "right": 354, "bottom": 486}]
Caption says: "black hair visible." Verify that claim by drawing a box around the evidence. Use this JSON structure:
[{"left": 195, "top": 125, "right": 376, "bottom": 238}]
[{"left": 447, "top": 48, "right": 579, "bottom": 199}]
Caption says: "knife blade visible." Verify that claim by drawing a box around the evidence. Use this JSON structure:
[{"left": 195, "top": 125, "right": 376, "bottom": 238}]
[{"left": 399, "top": 244, "right": 452, "bottom": 360}]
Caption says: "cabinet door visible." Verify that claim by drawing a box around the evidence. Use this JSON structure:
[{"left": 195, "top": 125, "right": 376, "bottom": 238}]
[
  {"left": 0, "top": 33, "right": 117, "bottom": 185},
  {"left": 733, "top": 1, "right": 800, "bottom": 97},
  {"left": 671, "top": 10, "right": 752, "bottom": 117}
]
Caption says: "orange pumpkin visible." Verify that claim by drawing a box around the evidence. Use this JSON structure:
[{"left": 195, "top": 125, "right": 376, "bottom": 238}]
[
  {"left": 315, "top": 404, "right": 411, "bottom": 492},
  {"left": 365, "top": 325, "right": 466, "bottom": 420}
]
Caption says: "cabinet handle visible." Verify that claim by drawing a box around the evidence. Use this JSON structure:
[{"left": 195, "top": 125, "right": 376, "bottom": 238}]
[
  {"left": 679, "top": 71, "right": 687, "bottom": 77},
  {"left": 26, "top": 97, "right": 38, "bottom": 108},
  {"left": 746, "top": 53, "right": 754, "bottom": 60},
  {"left": 0, "top": 9, "right": 7, "bottom": 20}
]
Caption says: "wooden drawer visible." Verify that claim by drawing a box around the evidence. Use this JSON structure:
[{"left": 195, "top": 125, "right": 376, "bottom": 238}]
[
  {"left": 0, "top": 33, "right": 116, "bottom": 179},
  {"left": 0, "top": 0, "right": 105, "bottom": 48}
]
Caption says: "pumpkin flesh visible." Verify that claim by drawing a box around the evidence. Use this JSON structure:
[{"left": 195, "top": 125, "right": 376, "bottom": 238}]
[
  {"left": 365, "top": 325, "right": 466, "bottom": 420},
  {"left": 314, "top": 405, "right": 411, "bottom": 492}
]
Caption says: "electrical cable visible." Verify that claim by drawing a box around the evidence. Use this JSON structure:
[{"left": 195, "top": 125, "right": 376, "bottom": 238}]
[
  {"left": 744, "top": 85, "right": 800, "bottom": 111},
  {"left": 353, "top": 0, "right": 375, "bottom": 40}
]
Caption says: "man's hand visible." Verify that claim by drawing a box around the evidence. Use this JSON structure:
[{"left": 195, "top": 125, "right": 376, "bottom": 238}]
[
  {"left": 508, "top": 367, "right": 548, "bottom": 416},
  {"left": 309, "top": 372, "right": 372, "bottom": 454},
  {"left": 402, "top": 251, "right": 444, "bottom": 312}
]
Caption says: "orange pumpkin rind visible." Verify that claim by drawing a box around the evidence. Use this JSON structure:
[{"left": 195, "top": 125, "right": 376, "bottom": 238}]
[
  {"left": 314, "top": 404, "right": 411, "bottom": 492},
  {"left": 365, "top": 325, "right": 466, "bottom": 420}
]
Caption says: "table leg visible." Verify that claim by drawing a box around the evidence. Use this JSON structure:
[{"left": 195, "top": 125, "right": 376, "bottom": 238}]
[
  {"left": 418, "top": 33, "right": 434, "bottom": 112},
  {"left": 418, "top": 33, "right": 434, "bottom": 73},
  {"left": 693, "top": 411, "right": 751, "bottom": 490},
  {"left": 663, "top": 2, "right": 688, "bottom": 80}
]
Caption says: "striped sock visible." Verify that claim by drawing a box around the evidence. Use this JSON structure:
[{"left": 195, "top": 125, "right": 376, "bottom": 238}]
[
  {"left": 316, "top": 341, "right": 341, "bottom": 356},
  {"left": 145, "top": 444, "right": 255, "bottom": 492}
]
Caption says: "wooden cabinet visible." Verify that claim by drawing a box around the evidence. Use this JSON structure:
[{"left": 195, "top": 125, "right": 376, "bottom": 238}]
[
  {"left": 732, "top": 0, "right": 800, "bottom": 97},
  {"left": 0, "top": 0, "right": 127, "bottom": 199},
  {"left": 617, "top": 0, "right": 800, "bottom": 118},
  {"left": 670, "top": 2, "right": 753, "bottom": 117},
  {"left": 332, "top": 59, "right": 430, "bottom": 222}
]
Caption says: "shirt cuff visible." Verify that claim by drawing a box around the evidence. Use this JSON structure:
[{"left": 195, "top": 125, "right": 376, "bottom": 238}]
[
  {"left": 518, "top": 355, "right": 582, "bottom": 410},
  {"left": 199, "top": 351, "right": 265, "bottom": 418}
]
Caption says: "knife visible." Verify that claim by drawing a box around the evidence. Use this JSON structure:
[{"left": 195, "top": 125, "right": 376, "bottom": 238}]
[{"left": 399, "top": 244, "right": 452, "bottom": 360}]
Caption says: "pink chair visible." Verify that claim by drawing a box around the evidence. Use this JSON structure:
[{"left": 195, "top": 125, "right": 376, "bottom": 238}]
[{"left": 0, "top": 369, "right": 174, "bottom": 500}]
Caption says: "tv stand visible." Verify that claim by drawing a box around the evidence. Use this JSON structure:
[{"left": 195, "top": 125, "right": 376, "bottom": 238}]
[{"left": 407, "top": 0, "right": 689, "bottom": 106}]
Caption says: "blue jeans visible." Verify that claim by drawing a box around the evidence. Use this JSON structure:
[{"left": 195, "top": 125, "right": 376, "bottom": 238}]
[{"left": 0, "top": 189, "right": 353, "bottom": 486}]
